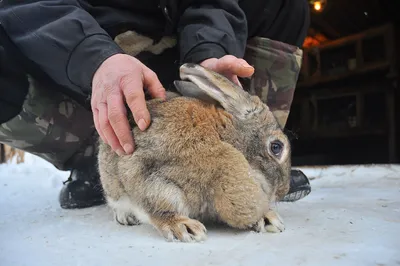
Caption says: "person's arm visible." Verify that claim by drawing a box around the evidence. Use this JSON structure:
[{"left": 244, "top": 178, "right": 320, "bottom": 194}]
[
  {"left": 0, "top": 0, "right": 166, "bottom": 156},
  {"left": 0, "top": 0, "right": 124, "bottom": 92},
  {"left": 177, "top": 0, "right": 248, "bottom": 64}
]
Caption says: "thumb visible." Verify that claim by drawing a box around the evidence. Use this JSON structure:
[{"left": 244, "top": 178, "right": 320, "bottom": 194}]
[
  {"left": 214, "top": 56, "right": 254, "bottom": 78},
  {"left": 231, "top": 59, "right": 254, "bottom": 78}
]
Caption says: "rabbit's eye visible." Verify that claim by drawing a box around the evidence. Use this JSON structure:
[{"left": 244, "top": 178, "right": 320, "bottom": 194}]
[{"left": 270, "top": 141, "right": 283, "bottom": 156}]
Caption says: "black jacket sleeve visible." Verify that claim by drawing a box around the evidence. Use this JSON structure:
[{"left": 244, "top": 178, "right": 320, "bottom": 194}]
[
  {"left": 0, "top": 0, "right": 125, "bottom": 93},
  {"left": 177, "top": 0, "right": 248, "bottom": 64}
]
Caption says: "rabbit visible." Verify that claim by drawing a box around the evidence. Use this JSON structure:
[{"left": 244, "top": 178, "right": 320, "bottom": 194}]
[{"left": 97, "top": 63, "right": 292, "bottom": 242}]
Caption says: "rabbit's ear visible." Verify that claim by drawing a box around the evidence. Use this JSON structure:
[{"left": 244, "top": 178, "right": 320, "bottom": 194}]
[
  {"left": 179, "top": 63, "right": 260, "bottom": 118},
  {"left": 173, "top": 80, "right": 220, "bottom": 106}
]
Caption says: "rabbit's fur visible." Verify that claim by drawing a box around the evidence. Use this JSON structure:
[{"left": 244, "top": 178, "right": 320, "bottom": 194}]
[{"left": 97, "top": 63, "right": 291, "bottom": 242}]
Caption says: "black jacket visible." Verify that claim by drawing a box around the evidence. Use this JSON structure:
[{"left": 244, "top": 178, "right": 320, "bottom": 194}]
[{"left": 0, "top": 0, "right": 248, "bottom": 94}]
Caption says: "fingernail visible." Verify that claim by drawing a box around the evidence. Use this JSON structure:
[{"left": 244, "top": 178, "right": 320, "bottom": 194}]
[
  {"left": 123, "top": 144, "right": 133, "bottom": 154},
  {"left": 242, "top": 64, "right": 254, "bottom": 68},
  {"left": 241, "top": 62, "right": 254, "bottom": 69},
  {"left": 138, "top": 119, "right": 147, "bottom": 131},
  {"left": 116, "top": 149, "right": 124, "bottom": 156}
]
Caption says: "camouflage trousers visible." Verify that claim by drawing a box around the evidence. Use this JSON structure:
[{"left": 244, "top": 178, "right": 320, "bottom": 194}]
[{"left": 0, "top": 32, "right": 303, "bottom": 171}]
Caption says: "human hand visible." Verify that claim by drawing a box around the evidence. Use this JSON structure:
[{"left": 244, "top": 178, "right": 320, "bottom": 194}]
[
  {"left": 200, "top": 55, "right": 255, "bottom": 86},
  {"left": 91, "top": 54, "right": 166, "bottom": 156}
]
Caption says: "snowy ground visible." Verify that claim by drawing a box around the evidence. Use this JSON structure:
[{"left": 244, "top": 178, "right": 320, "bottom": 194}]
[{"left": 0, "top": 153, "right": 399, "bottom": 266}]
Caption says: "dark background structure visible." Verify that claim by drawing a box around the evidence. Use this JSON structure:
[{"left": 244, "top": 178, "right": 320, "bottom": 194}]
[{"left": 287, "top": 0, "right": 400, "bottom": 166}]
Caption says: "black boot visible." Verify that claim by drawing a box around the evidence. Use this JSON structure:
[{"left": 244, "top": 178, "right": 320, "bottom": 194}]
[
  {"left": 281, "top": 169, "right": 312, "bottom": 202},
  {"left": 59, "top": 158, "right": 106, "bottom": 209}
]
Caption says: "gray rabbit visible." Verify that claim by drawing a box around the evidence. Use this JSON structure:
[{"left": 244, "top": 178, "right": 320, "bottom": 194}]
[{"left": 97, "top": 63, "right": 291, "bottom": 242}]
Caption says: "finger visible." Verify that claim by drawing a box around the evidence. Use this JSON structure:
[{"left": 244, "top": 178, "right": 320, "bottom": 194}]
[
  {"left": 107, "top": 92, "right": 135, "bottom": 154},
  {"left": 235, "top": 58, "right": 255, "bottom": 77},
  {"left": 199, "top": 58, "right": 218, "bottom": 69},
  {"left": 142, "top": 66, "right": 166, "bottom": 100},
  {"left": 98, "top": 101, "right": 124, "bottom": 156},
  {"left": 93, "top": 107, "right": 107, "bottom": 144},
  {"left": 120, "top": 75, "right": 151, "bottom": 132},
  {"left": 217, "top": 55, "right": 254, "bottom": 78},
  {"left": 91, "top": 92, "right": 107, "bottom": 144}
]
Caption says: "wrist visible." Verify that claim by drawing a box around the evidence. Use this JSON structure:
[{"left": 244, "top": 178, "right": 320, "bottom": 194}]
[
  {"left": 93, "top": 53, "right": 125, "bottom": 80},
  {"left": 67, "top": 34, "right": 125, "bottom": 92}
]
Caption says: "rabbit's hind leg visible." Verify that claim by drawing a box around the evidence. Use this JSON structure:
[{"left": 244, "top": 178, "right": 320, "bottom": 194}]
[
  {"left": 121, "top": 171, "right": 207, "bottom": 242},
  {"left": 107, "top": 195, "right": 141, "bottom": 226},
  {"left": 100, "top": 173, "right": 141, "bottom": 226},
  {"left": 150, "top": 214, "right": 207, "bottom": 243}
]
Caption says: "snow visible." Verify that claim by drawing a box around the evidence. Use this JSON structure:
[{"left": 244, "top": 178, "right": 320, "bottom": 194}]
[{"left": 1, "top": 153, "right": 400, "bottom": 266}]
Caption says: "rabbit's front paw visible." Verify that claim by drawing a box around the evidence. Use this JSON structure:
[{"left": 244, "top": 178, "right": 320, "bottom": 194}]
[
  {"left": 114, "top": 209, "right": 140, "bottom": 226},
  {"left": 253, "top": 209, "right": 285, "bottom": 233},
  {"left": 152, "top": 215, "right": 207, "bottom": 243},
  {"left": 265, "top": 209, "right": 285, "bottom": 233}
]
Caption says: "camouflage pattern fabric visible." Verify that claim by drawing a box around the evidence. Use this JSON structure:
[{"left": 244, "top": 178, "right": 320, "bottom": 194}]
[
  {"left": 242, "top": 37, "right": 303, "bottom": 128},
  {"left": 0, "top": 77, "right": 96, "bottom": 170},
  {"left": 0, "top": 32, "right": 303, "bottom": 170}
]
